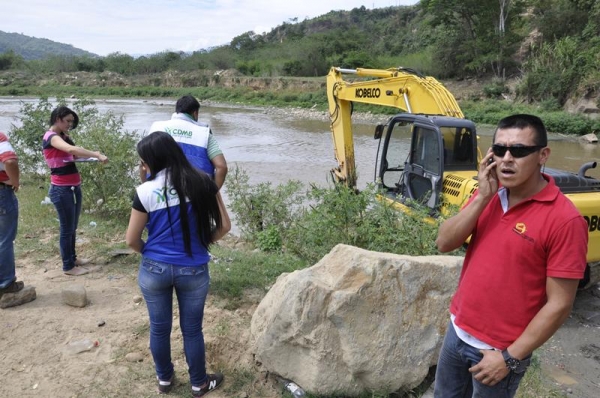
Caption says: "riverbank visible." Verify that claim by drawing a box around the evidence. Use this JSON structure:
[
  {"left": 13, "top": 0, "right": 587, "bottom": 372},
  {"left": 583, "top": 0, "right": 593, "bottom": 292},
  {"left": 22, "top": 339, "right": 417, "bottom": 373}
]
[{"left": 1, "top": 69, "right": 599, "bottom": 135}]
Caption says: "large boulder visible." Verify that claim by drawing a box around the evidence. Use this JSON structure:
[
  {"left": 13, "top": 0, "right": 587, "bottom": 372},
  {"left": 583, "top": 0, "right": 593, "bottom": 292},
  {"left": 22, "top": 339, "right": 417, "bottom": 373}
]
[{"left": 251, "top": 244, "right": 463, "bottom": 396}]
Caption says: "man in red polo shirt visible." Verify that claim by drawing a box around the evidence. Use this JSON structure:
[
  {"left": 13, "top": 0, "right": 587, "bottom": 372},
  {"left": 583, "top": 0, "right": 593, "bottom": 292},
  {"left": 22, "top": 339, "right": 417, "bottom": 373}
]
[
  {"left": 0, "top": 131, "right": 25, "bottom": 300},
  {"left": 434, "top": 114, "right": 588, "bottom": 397}
]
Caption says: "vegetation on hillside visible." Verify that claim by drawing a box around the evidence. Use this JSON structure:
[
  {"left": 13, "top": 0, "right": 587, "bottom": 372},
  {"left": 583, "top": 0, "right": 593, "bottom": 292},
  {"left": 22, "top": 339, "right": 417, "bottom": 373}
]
[{"left": 1, "top": 0, "right": 599, "bottom": 133}]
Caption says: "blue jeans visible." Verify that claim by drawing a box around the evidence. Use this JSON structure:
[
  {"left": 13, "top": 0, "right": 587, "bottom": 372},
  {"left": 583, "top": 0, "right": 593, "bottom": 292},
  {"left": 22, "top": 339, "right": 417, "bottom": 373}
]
[
  {"left": 434, "top": 321, "right": 529, "bottom": 398},
  {"left": 0, "top": 187, "right": 18, "bottom": 289},
  {"left": 49, "top": 185, "right": 82, "bottom": 271},
  {"left": 138, "top": 257, "right": 210, "bottom": 387}
]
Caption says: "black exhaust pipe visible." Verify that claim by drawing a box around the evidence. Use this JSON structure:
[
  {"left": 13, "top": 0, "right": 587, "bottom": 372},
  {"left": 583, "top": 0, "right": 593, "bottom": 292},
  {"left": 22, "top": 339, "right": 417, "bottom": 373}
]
[{"left": 578, "top": 161, "right": 597, "bottom": 178}]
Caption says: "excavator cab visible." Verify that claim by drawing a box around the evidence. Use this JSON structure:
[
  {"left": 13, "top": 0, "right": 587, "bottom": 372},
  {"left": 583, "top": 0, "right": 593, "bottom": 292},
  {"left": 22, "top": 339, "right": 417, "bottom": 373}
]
[{"left": 376, "top": 114, "right": 477, "bottom": 212}]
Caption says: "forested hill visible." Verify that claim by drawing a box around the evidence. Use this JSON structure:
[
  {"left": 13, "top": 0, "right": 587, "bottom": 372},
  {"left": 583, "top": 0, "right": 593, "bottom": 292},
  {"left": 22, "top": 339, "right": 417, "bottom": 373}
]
[
  {"left": 0, "top": 31, "right": 97, "bottom": 60},
  {"left": 0, "top": 0, "right": 599, "bottom": 111}
]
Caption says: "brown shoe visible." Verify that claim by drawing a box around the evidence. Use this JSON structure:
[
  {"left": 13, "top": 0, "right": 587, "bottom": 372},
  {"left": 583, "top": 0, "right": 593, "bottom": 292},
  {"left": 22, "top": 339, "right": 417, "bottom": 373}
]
[{"left": 64, "top": 267, "right": 90, "bottom": 276}]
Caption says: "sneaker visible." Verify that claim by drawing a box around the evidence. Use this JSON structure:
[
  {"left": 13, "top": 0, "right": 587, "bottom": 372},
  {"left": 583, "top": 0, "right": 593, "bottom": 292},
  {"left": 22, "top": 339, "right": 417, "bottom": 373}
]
[
  {"left": 157, "top": 373, "right": 175, "bottom": 394},
  {"left": 192, "top": 373, "right": 224, "bottom": 397},
  {"left": 0, "top": 281, "right": 24, "bottom": 298}
]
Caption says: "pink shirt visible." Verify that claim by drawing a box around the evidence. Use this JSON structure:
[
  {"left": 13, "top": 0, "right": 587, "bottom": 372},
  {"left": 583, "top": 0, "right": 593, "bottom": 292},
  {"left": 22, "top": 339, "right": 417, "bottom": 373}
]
[{"left": 42, "top": 130, "right": 81, "bottom": 186}]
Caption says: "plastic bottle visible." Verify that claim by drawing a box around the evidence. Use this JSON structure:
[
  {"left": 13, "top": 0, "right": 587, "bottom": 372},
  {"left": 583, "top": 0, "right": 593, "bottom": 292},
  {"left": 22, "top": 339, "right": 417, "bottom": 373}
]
[
  {"left": 278, "top": 377, "right": 306, "bottom": 397},
  {"left": 65, "top": 338, "right": 96, "bottom": 354}
]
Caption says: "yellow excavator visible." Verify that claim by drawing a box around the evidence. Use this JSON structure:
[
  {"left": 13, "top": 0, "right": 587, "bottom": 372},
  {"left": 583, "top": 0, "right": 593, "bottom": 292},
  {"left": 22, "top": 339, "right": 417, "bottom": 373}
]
[{"left": 326, "top": 66, "right": 600, "bottom": 289}]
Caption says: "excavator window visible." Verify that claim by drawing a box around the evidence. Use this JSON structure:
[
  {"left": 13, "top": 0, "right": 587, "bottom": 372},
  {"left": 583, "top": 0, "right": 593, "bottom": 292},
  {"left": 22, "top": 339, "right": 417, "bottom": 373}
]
[
  {"left": 412, "top": 127, "right": 440, "bottom": 172},
  {"left": 379, "top": 121, "right": 411, "bottom": 192},
  {"left": 442, "top": 127, "right": 477, "bottom": 170},
  {"left": 406, "top": 126, "right": 442, "bottom": 206}
]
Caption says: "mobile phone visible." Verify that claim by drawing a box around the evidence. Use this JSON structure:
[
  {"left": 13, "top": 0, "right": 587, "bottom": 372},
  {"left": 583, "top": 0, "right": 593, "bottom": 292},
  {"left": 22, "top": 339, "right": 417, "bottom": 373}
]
[{"left": 488, "top": 157, "right": 494, "bottom": 165}]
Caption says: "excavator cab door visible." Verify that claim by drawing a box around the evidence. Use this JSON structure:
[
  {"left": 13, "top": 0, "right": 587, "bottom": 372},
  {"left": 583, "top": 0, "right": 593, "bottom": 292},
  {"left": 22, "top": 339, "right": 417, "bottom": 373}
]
[
  {"left": 377, "top": 115, "right": 444, "bottom": 211},
  {"left": 403, "top": 121, "right": 444, "bottom": 210}
]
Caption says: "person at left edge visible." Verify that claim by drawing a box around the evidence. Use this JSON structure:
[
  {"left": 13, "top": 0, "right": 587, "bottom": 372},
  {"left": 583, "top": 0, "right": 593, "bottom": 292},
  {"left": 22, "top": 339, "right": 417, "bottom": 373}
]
[
  {"left": 42, "top": 106, "right": 109, "bottom": 276},
  {"left": 0, "top": 131, "right": 26, "bottom": 299}
]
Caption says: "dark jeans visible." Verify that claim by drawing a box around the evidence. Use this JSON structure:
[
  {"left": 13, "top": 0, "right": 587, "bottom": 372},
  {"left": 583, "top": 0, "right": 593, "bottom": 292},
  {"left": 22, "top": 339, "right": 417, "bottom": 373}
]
[
  {"left": 0, "top": 186, "right": 18, "bottom": 289},
  {"left": 138, "top": 257, "right": 210, "bottom": 387},
  {"left": 49, "top": 184, "right": 82, "bottom": 272},
  {"left": 434, "top": 321, "right": 530, "bottom": 398}
]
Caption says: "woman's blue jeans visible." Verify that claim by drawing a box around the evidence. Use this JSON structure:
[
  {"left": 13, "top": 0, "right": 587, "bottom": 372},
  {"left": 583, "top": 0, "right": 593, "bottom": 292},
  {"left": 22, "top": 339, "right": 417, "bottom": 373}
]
[
  {"left": 0, "top": 187, "right": 18, "bottom": 289},
  {"left": 138, "top": 257, "right": 210, "bottom": 387},
  {"left": 434, "top": 321, "right": 529, "bottom": 398},
  {"left": 49, "top": 184, "right": 82, "bottom": 272}
]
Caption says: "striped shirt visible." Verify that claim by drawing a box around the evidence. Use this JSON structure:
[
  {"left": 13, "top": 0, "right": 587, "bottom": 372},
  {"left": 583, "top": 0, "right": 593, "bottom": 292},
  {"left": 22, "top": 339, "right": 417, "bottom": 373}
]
[
  {"left": 42, "top": 130, "right": 81, "bottom": 186},
  {"left": 0, "top": 132, "right": 18, "bottom": 182}
]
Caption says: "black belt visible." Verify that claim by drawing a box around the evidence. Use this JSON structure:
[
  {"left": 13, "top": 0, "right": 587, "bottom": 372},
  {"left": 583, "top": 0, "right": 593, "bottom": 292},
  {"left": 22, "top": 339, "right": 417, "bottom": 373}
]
[{"left": 0, "top": 182, "right": 10, "bottom": 189}]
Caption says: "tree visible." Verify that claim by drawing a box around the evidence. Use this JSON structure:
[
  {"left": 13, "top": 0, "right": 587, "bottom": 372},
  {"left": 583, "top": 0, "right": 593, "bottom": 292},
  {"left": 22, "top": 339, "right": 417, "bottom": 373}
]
[
  {"left": 422, "top": 0, "right": 525, "bottom": 77},
  {"left": 104, "top": 52, "right": 135, "bottom": 75},
  {"left": 0, "top": 50, "right": 24, "bottom": 70}
]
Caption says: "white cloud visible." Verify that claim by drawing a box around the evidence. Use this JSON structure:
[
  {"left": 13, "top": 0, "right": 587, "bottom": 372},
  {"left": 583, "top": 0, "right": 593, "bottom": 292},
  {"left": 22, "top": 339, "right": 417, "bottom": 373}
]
[{"left": 1, "top": 0, "right": 418, "bottom": 56}]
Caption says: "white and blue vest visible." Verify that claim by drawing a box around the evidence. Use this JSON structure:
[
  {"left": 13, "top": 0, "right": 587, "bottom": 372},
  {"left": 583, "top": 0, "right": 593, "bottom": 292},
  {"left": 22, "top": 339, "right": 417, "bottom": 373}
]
[
  {"left": 150, "top": 113, "right": 214, "bottom": 177},
  {"left": 136, "top": 170, "right": 210, "bottom": 266}
]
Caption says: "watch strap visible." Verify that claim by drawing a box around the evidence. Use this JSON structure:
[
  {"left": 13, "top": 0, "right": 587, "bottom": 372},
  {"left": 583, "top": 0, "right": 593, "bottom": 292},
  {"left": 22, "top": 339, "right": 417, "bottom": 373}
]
[{"left": 501, "top": 349, "right": 529, "bottom": 373}]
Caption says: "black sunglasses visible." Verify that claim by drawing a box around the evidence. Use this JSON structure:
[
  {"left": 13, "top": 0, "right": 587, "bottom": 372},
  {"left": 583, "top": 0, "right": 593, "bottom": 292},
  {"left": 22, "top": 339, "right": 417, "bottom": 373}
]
[{"left": 492, "top": 144, "right": 544, "bottom": 158}]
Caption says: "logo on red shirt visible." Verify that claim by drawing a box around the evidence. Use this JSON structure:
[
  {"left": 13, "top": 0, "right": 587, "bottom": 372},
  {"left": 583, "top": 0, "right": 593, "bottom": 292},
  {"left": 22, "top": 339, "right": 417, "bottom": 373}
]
[{"left": 513, "top": 222, "right": 534, "bottom": 243}]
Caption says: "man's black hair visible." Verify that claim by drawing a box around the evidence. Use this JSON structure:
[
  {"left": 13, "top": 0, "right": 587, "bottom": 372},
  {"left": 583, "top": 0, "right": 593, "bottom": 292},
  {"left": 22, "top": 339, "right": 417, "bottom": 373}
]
[
  {"left": 175, "top": 95, "right": 200, "bottom": 115},
  {"left": 494, "top": 114, "right": 548, "bottom": 147}
]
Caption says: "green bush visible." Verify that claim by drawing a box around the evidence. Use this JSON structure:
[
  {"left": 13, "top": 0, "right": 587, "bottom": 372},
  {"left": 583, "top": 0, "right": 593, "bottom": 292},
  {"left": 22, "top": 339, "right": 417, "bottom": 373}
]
[
  {"left": 225, "top": 166, "right": 305, "bottom": 244},
  {"left": 483, "top": 82, "right": 507, "bottom": 99},
  {"left": 9, "top": 97, "right": 139, "bottom": 218},
  {"left": 9, "top": 97, "right": 55, "bottom": 174},
  {"left": 461, "top": 100, "right": 600, "bottom": 135},
  {"left": 227, "top": 167, "right": 443, "bottom": 264}
]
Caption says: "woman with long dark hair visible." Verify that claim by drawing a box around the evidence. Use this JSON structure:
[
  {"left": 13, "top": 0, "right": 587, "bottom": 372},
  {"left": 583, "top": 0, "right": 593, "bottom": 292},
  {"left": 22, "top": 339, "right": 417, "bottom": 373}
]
[
  {"left": 43, "top": 106, "right": 108, "bottom": 276},
  {"left": 125, "top": 131, "right": 230, "bottom": 396}
]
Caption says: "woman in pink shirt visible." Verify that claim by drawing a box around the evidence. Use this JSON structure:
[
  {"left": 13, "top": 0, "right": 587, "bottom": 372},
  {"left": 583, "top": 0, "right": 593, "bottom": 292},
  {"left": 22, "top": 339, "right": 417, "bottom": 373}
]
[{"left": 42, "top": 106, "right": 108, "bottom": 275}]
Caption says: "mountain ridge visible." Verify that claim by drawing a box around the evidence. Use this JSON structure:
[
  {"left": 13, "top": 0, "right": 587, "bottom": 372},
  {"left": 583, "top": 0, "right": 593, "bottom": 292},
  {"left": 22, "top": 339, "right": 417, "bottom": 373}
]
[{"left": 0, "top": 30, "right": 97, "bottom": 60}]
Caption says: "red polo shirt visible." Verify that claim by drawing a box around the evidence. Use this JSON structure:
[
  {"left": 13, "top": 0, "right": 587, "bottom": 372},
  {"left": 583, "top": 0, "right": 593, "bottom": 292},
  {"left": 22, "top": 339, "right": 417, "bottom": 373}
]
[{"left": 450, "top": 175, "right": 588, "bottom": 349}]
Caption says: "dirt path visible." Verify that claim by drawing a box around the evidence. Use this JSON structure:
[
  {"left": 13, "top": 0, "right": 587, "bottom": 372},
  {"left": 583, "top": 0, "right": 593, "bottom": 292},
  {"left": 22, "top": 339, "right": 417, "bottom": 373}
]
[
  {"left": 2, "top": 248, "right": 599, "bottom": 397},
  {"left": 538, "top": 286, "right": 600, "bottom": 397},
  {"left": 0, "top": 251, "right": 279, "bottom": 398}
]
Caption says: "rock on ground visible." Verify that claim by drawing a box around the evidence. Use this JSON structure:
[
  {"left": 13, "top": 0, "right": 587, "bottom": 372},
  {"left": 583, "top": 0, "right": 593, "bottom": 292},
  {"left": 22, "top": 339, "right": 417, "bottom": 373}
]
[{"left": 251, "top": 244, "right": 462, "bottom": 396}]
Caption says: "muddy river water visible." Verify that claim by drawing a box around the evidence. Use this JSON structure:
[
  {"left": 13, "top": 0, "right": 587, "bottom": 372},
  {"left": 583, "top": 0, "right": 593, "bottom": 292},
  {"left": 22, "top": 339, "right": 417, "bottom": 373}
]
[{"left": 2, "top": 97, "right": 599, "bottom": 187}]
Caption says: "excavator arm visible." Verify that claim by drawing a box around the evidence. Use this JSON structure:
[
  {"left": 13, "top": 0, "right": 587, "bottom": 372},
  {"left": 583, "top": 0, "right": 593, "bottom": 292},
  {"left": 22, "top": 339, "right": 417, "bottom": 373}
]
[{"left": 327, "top": 66, "right": 464, "bottom": 187}]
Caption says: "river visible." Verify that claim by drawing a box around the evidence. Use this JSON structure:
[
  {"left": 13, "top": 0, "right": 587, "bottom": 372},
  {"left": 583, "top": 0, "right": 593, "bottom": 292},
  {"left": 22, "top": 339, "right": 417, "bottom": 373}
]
[{"left": 1, "top": 96, "right": 599, "bottom": 188}]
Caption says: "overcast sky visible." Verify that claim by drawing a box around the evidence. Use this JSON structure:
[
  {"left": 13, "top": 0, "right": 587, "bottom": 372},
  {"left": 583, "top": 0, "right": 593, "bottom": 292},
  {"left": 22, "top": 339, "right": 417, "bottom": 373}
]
[{"left": 1, "top": 0, "right": 419, "bottom": 56}]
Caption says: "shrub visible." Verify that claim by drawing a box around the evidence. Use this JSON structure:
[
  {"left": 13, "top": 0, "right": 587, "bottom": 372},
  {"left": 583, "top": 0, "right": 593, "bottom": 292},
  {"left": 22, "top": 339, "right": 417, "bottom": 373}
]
[
  {"left": 225, "top": 166, "right": 305, "bottom": 245},
  {"left": 227, "top": 167, "right": 444, "bottom": 264},
  {"left": 9, "top": 97, "right": 55, "bottom": 174},
  {"left": 483, "top": 82, "right": 507, "bottom": 99}
]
